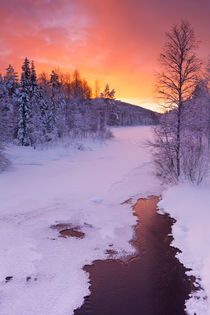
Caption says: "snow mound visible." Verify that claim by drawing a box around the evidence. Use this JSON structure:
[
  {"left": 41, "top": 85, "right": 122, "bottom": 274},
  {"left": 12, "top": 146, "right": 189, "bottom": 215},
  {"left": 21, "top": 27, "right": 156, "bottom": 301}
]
[{"left": 159, "top": 183, "right": 210, "bottom": 315}]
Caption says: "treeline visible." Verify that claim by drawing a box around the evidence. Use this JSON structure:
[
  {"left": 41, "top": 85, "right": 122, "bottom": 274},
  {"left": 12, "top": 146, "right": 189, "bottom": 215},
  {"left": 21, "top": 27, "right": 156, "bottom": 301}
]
[
  {"left": 92, "top": 99, "right": 159, "bottom": 127},
  {"left": 0, "top": 58, "right": 116, "bottom": 150}
]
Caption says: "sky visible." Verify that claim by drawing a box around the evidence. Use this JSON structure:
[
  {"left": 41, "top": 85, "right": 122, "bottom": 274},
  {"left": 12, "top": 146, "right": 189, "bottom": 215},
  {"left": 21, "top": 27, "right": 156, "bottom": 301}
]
[{"left": 0, "top": 0, "right": 210, "bottom": 111}]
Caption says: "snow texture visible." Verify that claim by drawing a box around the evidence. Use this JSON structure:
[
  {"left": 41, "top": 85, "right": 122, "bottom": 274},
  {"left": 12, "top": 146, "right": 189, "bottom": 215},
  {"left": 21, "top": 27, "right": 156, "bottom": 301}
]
[
  {"left": 159, "top": 183, "right": 210, "bottom": 315},
  {"left": 0, "top": 126, "right": 160, "bottom": 315}
]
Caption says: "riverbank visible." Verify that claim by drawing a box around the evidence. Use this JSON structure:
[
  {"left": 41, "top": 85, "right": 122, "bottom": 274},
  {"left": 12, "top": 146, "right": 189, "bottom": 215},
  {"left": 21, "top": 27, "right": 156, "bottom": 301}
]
[{"left": 160, "top": 184, "right": 210, "bottom": 315}]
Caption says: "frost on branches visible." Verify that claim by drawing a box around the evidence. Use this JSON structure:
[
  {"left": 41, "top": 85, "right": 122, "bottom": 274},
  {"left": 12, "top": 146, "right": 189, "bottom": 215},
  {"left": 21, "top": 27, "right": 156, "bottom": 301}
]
[{"left": 150, "top": 21, "right": 210, "bottom": 184}]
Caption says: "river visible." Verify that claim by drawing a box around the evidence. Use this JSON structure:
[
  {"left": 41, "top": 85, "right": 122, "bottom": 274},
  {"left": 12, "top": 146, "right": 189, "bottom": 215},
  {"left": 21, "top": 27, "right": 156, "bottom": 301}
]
[{"left": 74, "top": 196, "right": 193, "bottom": 315}]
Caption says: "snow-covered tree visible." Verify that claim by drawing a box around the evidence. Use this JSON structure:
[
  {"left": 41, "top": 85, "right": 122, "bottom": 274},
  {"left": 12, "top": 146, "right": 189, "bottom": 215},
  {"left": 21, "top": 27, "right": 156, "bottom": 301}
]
[
  {"left": 29, "top": 61, "right": 47, "bottom": 145},
  {"left": 49, "top": 70, "right": 66, "bottom": 139},
  {"left": 4, "top": 64, "right": 19, "bottom": 98},
  {"left": 17, "top": 57, "right": 34, "bottom": 146},
  {"left": 38, "top": 74, "right": 52, "bottom": 142},
  {"left": 0, "top": 59, "right": 116, "bottom": 146},
  {"left": 4, "top": 65, "right": 19, "bottom": 134},
  {"left": 0, "top": 74, "right": 10, "bottom": 169},
  {"left": 151, "top": 21, "right": 202, "bottom": 183},
  {"left": 180, "top": 82, "right": 210, "bottom": 183}
]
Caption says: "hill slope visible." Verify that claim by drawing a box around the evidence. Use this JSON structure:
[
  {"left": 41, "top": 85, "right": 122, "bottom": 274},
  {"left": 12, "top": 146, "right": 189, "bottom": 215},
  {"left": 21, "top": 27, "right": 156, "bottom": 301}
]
[{"left": 91, "top": 98, "right": 160, "bottom": 126}]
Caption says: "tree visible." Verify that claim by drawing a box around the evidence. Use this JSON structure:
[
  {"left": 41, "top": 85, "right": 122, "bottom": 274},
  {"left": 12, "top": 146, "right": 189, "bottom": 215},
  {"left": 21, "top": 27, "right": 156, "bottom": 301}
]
[
  {"left": 82, "top": 79, "right": 92, "bottom": 99},
  {"left": 38, "top": 73, "right": 52, "bottom": 142},
  {"left": 17, "top": 57, "right": 34, "bottom": 146},
  {"left": 70, "top": 70, "right": 92, "bottom": 99},
  {"left": 29, "top": 61, "right": 49, "bottom": 145},
  {"left": 154, "top": 21, "right": 201, "bottom": 182},
  {"left": 181, "top": 82, "right": 210, "bottom": 183},
  {"left": 94, "top": 80, "right": 100, "bottom": 98},
  {"left": 100, "top": 83, "right": 115, "bottom": 99},
  {"left": 4, "top": 64, "right": 19, "bottom": 98},
  {"left": 71, "top": 70, "right": 83, "bottom": 98},
  {"left": 4, "top": 64, "right": 19, "bottom": 140},
  {"left": 49, "top": 70, "right": 66, "bottom": 138}
]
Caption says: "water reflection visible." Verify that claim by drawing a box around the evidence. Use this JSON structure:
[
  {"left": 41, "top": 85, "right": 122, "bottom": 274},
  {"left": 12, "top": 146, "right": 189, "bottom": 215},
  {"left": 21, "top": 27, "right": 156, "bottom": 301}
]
[{"left": 75, "top": 196, "right": 192, "bottom": 315}]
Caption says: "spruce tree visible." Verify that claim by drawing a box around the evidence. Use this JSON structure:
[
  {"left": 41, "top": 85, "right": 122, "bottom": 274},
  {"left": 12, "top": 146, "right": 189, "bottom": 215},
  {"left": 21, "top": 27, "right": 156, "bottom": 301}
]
[
  {"left": 17, "top": 58, "right": 33, "bottom": 146},
  {"left": 38, "top": 75, "right": 51, "bottom": 142},
  {"left": 4, "top": 65, "right": 20, "bottom": 140},
  {"left": 49, "top": 70, "right": 66, "bottom": 139}
]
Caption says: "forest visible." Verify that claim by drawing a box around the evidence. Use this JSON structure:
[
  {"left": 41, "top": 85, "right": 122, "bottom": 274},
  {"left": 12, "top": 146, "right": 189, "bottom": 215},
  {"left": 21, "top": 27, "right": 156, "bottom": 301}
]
[{"left": 0, "top": 58, "right": 158, "bottom": 170}]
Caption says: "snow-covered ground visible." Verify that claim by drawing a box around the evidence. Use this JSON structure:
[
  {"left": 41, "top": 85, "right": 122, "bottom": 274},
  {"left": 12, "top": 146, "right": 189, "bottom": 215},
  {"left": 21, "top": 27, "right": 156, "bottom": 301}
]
[
  {"left": 0, "top": 126, "right": 160, "bottom": 315},
  {"left": 160, "top": 183, "right": 210, "bottom": 315},
  {"left": 1, "top": 126, "right": 209, "bottom": 315}
]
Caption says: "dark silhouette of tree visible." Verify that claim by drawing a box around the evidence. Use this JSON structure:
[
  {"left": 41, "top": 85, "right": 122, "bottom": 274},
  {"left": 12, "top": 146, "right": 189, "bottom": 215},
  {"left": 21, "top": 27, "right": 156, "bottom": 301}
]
[{"left": 101, "top": 84, "right": 115, "bottom": 99}]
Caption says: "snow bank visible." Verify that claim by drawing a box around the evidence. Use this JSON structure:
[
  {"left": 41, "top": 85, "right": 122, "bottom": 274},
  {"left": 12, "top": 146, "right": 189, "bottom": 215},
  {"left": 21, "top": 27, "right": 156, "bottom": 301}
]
[
  {"left": 0, "top": 126, "right": 159, "bottom": 315},
  {"left": 159, "top": 183, "right": 210, "bottom": 315}
]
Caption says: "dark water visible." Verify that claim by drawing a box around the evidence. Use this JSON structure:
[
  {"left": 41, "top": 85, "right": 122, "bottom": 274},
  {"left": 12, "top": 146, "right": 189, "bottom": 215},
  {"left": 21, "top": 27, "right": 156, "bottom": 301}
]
[{"left": 74, "top": 196, "right": 193, "bottom": 315}]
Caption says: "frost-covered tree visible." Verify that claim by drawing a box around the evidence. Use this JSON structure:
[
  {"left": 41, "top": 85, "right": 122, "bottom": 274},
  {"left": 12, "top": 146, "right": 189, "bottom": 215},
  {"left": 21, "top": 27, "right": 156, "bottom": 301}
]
[
  {"left": 4, "top": 65, "right": 19, "bottom": 140},
  {"left": 49, "top": 70, "right": 67, "bottom": 139},
  {"left": 70, "top": 101, "right": 84, "bottom": 136},
  {"left": 17, "top": 57, "right": 34, "bottom": 146},
  {"left": 4, "top": 64, "right": 19, "bottom": 98},
  {"left": 152, "top": 21, "right": 202, "bottom": 183},
  {"left": 29, "top": 61, "right": 47, "bottom": 145},
  {"left": 0, "top": 74, "right": 8, "bottom": 140},
  {"left": 38, "top": 74, "right": 52, "bottom": 142},
  {"left": 0, "top": 74, "right": 10, "bottom": 169},
  {"left": 0, "top": 59, "right": 116, "bottom": 147}
]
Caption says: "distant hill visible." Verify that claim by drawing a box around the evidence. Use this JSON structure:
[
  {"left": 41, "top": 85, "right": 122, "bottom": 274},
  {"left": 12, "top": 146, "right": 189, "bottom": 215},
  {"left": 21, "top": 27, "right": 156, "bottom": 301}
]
[{"left": 91, "top": 98, "right": 160, "bottom": 126}]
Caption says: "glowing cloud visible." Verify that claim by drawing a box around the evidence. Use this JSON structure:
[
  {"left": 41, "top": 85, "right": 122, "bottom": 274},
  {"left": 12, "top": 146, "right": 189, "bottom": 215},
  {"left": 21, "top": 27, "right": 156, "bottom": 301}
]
[{"left": 0, "top": 0, "right": 210, "bottom": 110}]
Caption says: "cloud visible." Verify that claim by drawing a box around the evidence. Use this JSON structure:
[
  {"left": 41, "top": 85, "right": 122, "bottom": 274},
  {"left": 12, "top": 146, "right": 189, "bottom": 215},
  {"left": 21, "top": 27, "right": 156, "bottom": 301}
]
[{"left": 0, "top": 0, "right": 210, "bottom": 105}]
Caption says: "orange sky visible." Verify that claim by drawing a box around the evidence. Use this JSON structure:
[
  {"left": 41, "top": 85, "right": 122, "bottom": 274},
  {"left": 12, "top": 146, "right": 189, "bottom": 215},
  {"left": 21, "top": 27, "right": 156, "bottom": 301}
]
[{"left": 0, "top": 0, "right": 210, "bottom": 111}]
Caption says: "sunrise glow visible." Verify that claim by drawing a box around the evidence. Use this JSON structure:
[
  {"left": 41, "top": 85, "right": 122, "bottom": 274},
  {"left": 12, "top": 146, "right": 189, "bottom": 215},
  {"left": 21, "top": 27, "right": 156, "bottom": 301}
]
[{"left": 0, "top": 0, "right": 210, "bottom": 110}]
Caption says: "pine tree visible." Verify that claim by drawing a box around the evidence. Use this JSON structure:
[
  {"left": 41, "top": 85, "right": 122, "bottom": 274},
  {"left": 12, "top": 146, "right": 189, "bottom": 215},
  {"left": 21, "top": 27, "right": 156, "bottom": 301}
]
[
  {"left": 49, "top": 70, "right": 67, "bottom": 139},
  {"left": 0, "top": 72, "right": 16, "bottom": 141},
  {"left": 0, "top": 73, "right": 10, "bottom": 169},
  {"left": 0, "top": 74, "right": 6, "bottom": 140},
  {"left": 4, "top": 64, "right": 19, "bottom": 98},
  {"left": 4, "top": 65, "right": 19, "bottom": 133},
  {"left": 29, "top": 61, "right": 45, "bottom": 145},
  {"left": 17, "top": 58, "right": 34, "bottom": 146},
  {"left": 101, "top": 84, "right": 115, "bottom": 99},
  {"left": 38, "top": 75, "right": 52, "bottom": 142}
]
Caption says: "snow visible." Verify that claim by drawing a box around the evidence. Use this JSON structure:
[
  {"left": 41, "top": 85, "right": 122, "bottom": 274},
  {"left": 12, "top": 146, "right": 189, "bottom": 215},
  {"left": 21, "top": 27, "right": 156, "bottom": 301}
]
[
  {"left": 159, "top": 183, "right": 210, "bottom": 315},
  {"left": 0, "top": 126, "right": 160, "bottom": 315},
  {"left": 2, "top": 125, "right": 209, "bottom": 315}
]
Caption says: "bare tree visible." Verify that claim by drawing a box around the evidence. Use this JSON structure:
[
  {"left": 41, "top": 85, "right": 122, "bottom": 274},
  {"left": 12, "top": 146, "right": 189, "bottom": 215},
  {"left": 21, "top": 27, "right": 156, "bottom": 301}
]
[{"left": 155, "top": 21, "right": 201, "bottom": 181}]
